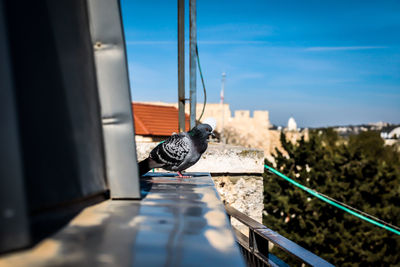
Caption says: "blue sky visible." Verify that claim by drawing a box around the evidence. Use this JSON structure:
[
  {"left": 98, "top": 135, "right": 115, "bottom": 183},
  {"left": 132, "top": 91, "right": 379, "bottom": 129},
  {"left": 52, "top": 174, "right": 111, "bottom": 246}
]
[{"left": 121, "top": 0, "right": 400, "bottom": 127}]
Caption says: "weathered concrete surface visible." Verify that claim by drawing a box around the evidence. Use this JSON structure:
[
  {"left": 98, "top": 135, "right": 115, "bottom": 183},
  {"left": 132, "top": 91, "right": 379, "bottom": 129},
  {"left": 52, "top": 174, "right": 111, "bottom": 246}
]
[
  {"left": 213, "top": 176, "right": 263, "bottom": 235},
  {"left": 136, "top": 142, "right": 264, "bottom": 174}
]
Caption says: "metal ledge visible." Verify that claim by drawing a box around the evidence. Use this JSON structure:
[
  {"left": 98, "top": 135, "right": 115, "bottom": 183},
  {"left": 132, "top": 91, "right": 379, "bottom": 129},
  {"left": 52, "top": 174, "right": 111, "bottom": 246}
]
[{"left": 0, "top": 173, "right": 245, "bottom": 267}]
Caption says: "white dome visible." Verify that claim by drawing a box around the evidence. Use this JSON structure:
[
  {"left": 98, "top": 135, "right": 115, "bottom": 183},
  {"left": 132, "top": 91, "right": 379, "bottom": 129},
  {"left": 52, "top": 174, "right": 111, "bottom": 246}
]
[
  {"left": 389, "top": 127, "right": 400, "bottom": 139},
  {"left": 288, "top": 117, "right": 297, "bottom": 131}
]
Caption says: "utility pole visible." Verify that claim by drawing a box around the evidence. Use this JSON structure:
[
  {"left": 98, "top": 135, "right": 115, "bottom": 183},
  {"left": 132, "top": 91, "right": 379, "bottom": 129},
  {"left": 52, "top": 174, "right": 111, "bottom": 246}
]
[
  {"left": 178, "top": 0, "right": 185, "bottom": 132},
  {"left": 220, "top": 72, "right": 226, "bottom": 144},
  {"left": 189, "top": 0, "right": 197, "bottom": 129}
]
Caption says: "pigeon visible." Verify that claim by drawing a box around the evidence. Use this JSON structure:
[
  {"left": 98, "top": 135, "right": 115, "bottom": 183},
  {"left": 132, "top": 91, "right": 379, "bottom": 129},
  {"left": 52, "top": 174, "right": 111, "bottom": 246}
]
[{"left": 138, "top": 123, "right": 214, "bottom": 178}]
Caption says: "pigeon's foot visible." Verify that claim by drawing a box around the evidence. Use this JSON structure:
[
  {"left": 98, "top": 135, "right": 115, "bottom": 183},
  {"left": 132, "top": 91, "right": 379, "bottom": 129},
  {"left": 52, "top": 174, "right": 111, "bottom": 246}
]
[{"left": 176, "top": 171, "right": 191, "bottom": 178}]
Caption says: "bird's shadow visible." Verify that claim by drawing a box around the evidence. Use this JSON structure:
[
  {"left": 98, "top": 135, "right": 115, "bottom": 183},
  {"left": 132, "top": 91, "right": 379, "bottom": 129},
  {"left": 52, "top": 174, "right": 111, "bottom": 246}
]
[
  {"left": 139, "top": 176, "right": 153, "bottom": 199},
  {"left": 139, "top": 172, "right": 206, "bottom": 199},
  {"left": 139, "top": 172, "right": 175, "bottom": 198}
]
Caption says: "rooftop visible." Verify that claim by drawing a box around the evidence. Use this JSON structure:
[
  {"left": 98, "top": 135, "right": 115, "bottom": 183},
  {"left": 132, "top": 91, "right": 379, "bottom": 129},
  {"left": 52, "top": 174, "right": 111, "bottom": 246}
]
[{"left": 132, "top": 103, "right": 190, "bottom": 136}]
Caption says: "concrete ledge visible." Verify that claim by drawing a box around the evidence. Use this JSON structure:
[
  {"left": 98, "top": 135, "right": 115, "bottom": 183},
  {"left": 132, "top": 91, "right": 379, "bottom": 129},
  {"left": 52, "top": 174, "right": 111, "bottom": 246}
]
[{"left": 136, "top": 142, "right": 265, "bottom": 174}]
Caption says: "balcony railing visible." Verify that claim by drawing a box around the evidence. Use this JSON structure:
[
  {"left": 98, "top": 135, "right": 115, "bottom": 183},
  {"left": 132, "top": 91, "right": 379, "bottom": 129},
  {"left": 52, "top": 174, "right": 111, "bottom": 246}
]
[{"left": 225, "top": 205, "right": 334, "bottom": 267}]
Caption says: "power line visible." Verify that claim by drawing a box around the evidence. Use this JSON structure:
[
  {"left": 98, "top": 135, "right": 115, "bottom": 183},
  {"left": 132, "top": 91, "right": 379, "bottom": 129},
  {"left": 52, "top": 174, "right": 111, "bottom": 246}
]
[
  {"left": 264, "top": 164, "right": 400, "bottom": 236},
  {"left": 317, "top": 191, "right": 400, "bottom": 232},
  {"left": 196, "top": 44, "right": 207, "bottom": 122}
]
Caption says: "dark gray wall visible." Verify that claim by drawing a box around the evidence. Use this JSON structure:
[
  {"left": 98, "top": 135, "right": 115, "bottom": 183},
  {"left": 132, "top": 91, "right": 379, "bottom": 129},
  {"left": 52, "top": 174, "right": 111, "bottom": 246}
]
[
  {"left": 1, "top": 0, "right": 109, "bottom": 252},
  {"left": 0, "top": 0, "right": 30, "bottom": 253},
  {"left": 4, "top": 0, "right": 107, "bottom": 212}
]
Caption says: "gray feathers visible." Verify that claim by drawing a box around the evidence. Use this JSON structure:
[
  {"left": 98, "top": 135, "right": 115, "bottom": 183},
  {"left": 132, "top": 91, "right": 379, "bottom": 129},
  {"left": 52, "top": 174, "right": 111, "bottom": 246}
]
[
  {"left": 139, "top": 123, "right": 213, "bottom": 176},
  {"left": 150, "top": 133, "right": 191, "bottom": 169}
]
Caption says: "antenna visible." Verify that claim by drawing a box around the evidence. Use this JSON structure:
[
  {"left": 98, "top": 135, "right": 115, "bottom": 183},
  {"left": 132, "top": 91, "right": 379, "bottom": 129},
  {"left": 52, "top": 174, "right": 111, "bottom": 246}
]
[{"left": 220, "top": 72, "right": 226, "bottom": 144}]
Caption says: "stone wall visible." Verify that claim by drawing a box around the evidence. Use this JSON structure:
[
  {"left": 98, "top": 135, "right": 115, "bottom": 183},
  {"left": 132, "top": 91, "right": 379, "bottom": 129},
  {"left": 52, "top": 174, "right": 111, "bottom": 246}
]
[
  {"left": 213, "top": 175, "right": 263, "bottom": 235},
  {"left": 137, "top": 142, "right": 264, "bottom": 173}
]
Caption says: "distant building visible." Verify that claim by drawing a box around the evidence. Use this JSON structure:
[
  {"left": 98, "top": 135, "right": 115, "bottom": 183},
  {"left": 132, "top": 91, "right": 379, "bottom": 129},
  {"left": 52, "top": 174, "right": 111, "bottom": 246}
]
[
  {"left": 389, "top": 127, "right": 400, "bottom": 139},
  {"left": 381, "top": 132, "right": 389, "bottom": 139},
  {"left": 380, "top": 127, "right": 400, "bottom": 140},
  {"left": 369, "top": 121, "right": 389, "bottom": 128},
  {"left": 134, "top": 102, "right": 281, "bottom": 154},
  {"left": 132, "top": 102, "right": 190, "bottom": 142},
  {"left": 287, "top": 117, "right": 297, "bottom": 131},
  {"left": 135, "top": 101, "right": 272, "bottom": 132}
]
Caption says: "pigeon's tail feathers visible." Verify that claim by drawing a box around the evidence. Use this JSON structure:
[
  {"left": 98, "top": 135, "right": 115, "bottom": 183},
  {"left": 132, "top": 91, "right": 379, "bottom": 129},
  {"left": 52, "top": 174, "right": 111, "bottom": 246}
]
[
  {"left": 138, "top": 158, "right": 151, "bottom": 176},
  {"left": 138, "top": 158, "right": 162, "bottom": 176}
]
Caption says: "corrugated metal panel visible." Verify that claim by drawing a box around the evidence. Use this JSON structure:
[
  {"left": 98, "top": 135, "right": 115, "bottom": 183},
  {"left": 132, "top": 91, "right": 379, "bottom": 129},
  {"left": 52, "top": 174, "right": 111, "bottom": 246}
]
[{"left": 87, "top": 0, "right": 140, "bottom": 199}]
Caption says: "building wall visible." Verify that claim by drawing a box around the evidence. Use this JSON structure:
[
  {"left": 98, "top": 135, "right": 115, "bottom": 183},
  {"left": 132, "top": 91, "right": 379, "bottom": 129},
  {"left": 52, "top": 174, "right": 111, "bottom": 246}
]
[
  {"left": 136, "top": 101, "right": 270, "bottom": 131},
  {"left": 134, "top": 102, "right": 308, "bottom": 157}
]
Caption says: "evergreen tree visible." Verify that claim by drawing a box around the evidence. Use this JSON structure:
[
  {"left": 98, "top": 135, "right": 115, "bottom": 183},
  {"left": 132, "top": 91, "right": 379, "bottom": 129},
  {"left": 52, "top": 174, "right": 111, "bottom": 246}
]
[{"left": 263, "top": 130, "right": 400, "bottom": 266}]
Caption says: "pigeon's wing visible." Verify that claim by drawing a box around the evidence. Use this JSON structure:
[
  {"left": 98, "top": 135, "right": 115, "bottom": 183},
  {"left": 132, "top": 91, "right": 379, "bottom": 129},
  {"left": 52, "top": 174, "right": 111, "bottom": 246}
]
[{"left": 150, "top": 134, "right": 191, "bottom": 167}]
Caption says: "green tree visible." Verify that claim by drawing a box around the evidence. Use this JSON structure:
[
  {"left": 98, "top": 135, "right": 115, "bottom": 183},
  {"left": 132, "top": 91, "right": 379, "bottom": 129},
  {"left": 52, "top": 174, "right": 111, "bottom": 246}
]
[{"left": 263, "top": 130, "right": 400, "bottom": 266}]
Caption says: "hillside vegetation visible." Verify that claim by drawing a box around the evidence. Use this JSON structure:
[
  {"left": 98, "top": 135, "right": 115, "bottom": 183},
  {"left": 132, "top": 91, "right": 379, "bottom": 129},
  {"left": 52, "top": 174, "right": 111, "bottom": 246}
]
[{"left": 263, "top": 129, "right": 400, "bottom": 266}]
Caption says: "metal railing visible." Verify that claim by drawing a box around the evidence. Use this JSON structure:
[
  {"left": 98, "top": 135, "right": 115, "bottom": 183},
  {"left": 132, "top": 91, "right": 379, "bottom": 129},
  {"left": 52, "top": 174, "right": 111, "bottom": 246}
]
[{"left": 225, "top": 205, "right": 334, "bottom": 267}]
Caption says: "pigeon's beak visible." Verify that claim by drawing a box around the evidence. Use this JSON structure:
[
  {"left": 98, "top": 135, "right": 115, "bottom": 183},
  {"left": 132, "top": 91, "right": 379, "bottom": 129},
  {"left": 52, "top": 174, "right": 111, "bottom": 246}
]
[{"left": 211, "top": 132, "right": 215, "bottom": 138}]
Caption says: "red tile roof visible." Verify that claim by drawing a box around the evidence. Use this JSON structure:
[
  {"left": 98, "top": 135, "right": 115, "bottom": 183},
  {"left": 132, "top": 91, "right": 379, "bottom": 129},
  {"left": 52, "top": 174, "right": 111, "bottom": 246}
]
[{"left": 132, "top": 103, "right": 190, "bottom": 136}]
